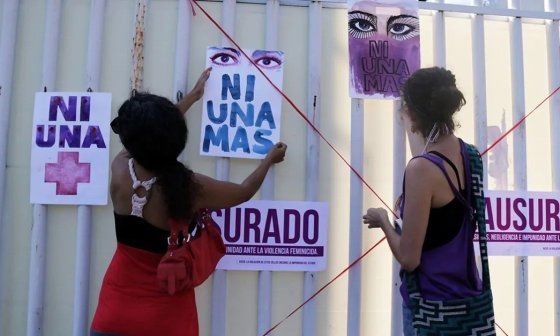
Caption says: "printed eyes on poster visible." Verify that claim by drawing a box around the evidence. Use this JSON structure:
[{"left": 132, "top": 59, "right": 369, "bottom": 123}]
[
  {"left": 348, "top": 0, "right": 421, "bottom": 99},
  {"left": 30, "top": 92, "right": 111, "bottom": 205},
  {"left": 211, "top": 200, "right": 329, "bottom": 272},
  {"left": 478, "top": 190, "right": 560, "bottom": 256},
  {"left": 200, "top": 46, "right": 285, "bottom": 159}
]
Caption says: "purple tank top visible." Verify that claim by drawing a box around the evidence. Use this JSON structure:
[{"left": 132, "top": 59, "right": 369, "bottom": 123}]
[{"left": 400, "top": 139, "right": 483, "bottom": 306}]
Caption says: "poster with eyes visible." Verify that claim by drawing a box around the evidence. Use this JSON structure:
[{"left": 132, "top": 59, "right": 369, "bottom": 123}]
[
  {"left": 348, "top": 0, "right": 420, "bottom": 99},
  {"left": 200, "top": 46, "right": 284, "bottom": 159}
]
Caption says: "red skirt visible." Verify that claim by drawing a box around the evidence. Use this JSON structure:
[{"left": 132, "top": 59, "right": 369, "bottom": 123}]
[{"left": 91, "top": 243, "right": 198, "bottom": 336}]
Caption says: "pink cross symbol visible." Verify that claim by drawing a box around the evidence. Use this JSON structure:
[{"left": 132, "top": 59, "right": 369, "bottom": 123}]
[{"left": 45, "top": 152, "right": 91, "bottom": 195}]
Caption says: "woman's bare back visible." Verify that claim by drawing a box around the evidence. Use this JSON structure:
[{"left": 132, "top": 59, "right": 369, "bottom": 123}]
[{"left": 111, "top": 150, "right": 173, "bottom": 231}]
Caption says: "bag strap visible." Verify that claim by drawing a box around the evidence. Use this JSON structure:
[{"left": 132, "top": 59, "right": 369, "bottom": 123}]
[
  {"left": 167, "top": 209, "right": 212, "bottom": 249},
  {"left": 167, "top": 218, "right": 193, "bottom": 249},
  {"left": 464, "top": 142, "right": 492, "bottom": 291}
]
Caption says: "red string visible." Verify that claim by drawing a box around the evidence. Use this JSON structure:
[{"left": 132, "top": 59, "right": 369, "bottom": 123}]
[
  {"left": 186, "top": 2, "right": 560, "bottom": 335},
  {"left": 496, "top": 322, "right": 510, "bottom": 336},
  {"left": 189, "top": 0, "right": 398, "bottom": 219},
  {"left": 481, "top": 85, "right": 560, "bottom": 157},
  {"left": 262, "top": 236, "right": 387, "bottom": 336},
  {"left": 259, "top": 82, "right": 560, "bottom": 334},
  {"left": 188, "top": 0, "right": 197, "bottom": 16}
]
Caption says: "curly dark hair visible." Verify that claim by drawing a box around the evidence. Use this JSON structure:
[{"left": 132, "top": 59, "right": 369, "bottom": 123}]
[
  {"left": 402, "top": 67, "right": 466, "bottom": 138},
  {"left": 111, "top": 92, "right": 200, "bottom": 221}
]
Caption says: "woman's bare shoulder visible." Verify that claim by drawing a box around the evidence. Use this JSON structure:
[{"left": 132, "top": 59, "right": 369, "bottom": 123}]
[
  {"left": 405, "top": 156, "right": 441, "bottom": 184},
  {"left": 111, "top": 150, "right": 129, "bottom": 170},
  {"left": 111, "top": 150, "right": 131, "bottom": 188},
  {"left": 407, "top": 156, "right": 439, "bottom": 173}
]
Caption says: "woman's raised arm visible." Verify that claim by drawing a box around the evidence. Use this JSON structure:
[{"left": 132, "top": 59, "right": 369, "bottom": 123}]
[
  {"left": 194, "top": 143, "right": 287, "bottom": 210},
  {"left": 176, "top": 67, "right": 212, "bottom": 114}
]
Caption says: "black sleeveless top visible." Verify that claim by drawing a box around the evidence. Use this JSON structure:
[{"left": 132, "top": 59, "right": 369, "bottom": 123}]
[
  {"left": 115, "top": 213, "right": 169, "bottom": 254},
  {"left": 422, "top": 151, "right": 467, "bottom": 251},
  {"left": 115, "top": 213, "right": 197, "bottom": 254}
]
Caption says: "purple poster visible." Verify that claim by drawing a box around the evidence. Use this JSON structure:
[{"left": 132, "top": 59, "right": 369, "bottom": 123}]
[
  {"left": 476, "top": 191, "right": 560, "bottom": 256},
  {"left": 211, "top": 200, "right": 329, "bottom": 272},
  {"left": 348, "top": 0, "right": 420, "bottom": 99}
]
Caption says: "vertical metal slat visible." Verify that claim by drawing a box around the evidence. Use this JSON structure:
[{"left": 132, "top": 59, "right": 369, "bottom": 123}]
[
  {"left": 545, "top": 0, "right": 560, "bottom": 335},
  {"left": 27, "top": 1, "right": 62, "bottom": 334},
  {"left": 257, "top": 0, "right": 279, "bottom": 334},
  {"left": 0, "top": 0, "right": 21, "bottom": 331},
  {"left": 303, "top": 2, "right": 322, "bottom": 335},
  {"left": 211, "top": 1, "right": 236, "bottom": 335},
  {"left": 347, "top": 98, "right": 364, "bottom": 336},
  {"left": 508, "top": 1, "right": 529, "bottom": 335}
]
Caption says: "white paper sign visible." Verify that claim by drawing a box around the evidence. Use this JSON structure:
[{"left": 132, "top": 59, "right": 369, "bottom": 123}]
[
  {"left": 212, "top": 200, "right": 329, "bottom": 272},
  {"left": 30, "top": 92, "right": 111, "bottom": 205},
  {"left": 476, "top": 190, "right": 560, "bottom": 256},
  {"left": 200, "top": 46, "right": 284, "bottom": 159}
]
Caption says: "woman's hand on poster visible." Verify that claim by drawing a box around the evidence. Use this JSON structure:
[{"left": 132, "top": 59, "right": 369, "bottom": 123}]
[
  {"left": 265, "top": 142, "right": 287, "bottom": 165},
  {"left": 363, "top": 207, "right": 390, "bottom": 229},
  {"left": 191, "top": 67, "right": 212, "bottom": 101}
]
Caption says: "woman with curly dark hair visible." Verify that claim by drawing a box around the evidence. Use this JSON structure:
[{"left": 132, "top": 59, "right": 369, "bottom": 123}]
[
  {"left": 91, "top": 68, "right": 287, "bottom": 336},
  {"left": 363, "top": 67, "right": 494, "bottom": 335}
]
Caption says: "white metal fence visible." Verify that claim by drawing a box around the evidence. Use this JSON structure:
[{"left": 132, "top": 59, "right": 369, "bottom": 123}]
[{"left": 0, "top": 0, "right": 559, "bottom": 335}]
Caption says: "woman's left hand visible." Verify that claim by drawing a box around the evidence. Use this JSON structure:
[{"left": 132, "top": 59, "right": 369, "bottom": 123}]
[
  {"left": 363, "top": 207, "right": 390, "bottom": 229},
  {"left": 190, "top": 67, "right": 212, "bottom": 101}
]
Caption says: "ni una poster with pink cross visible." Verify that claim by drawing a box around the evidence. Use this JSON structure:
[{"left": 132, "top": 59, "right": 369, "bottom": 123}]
[{"left": 30, "top": 92, "right": 111, "bottom": 205}]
